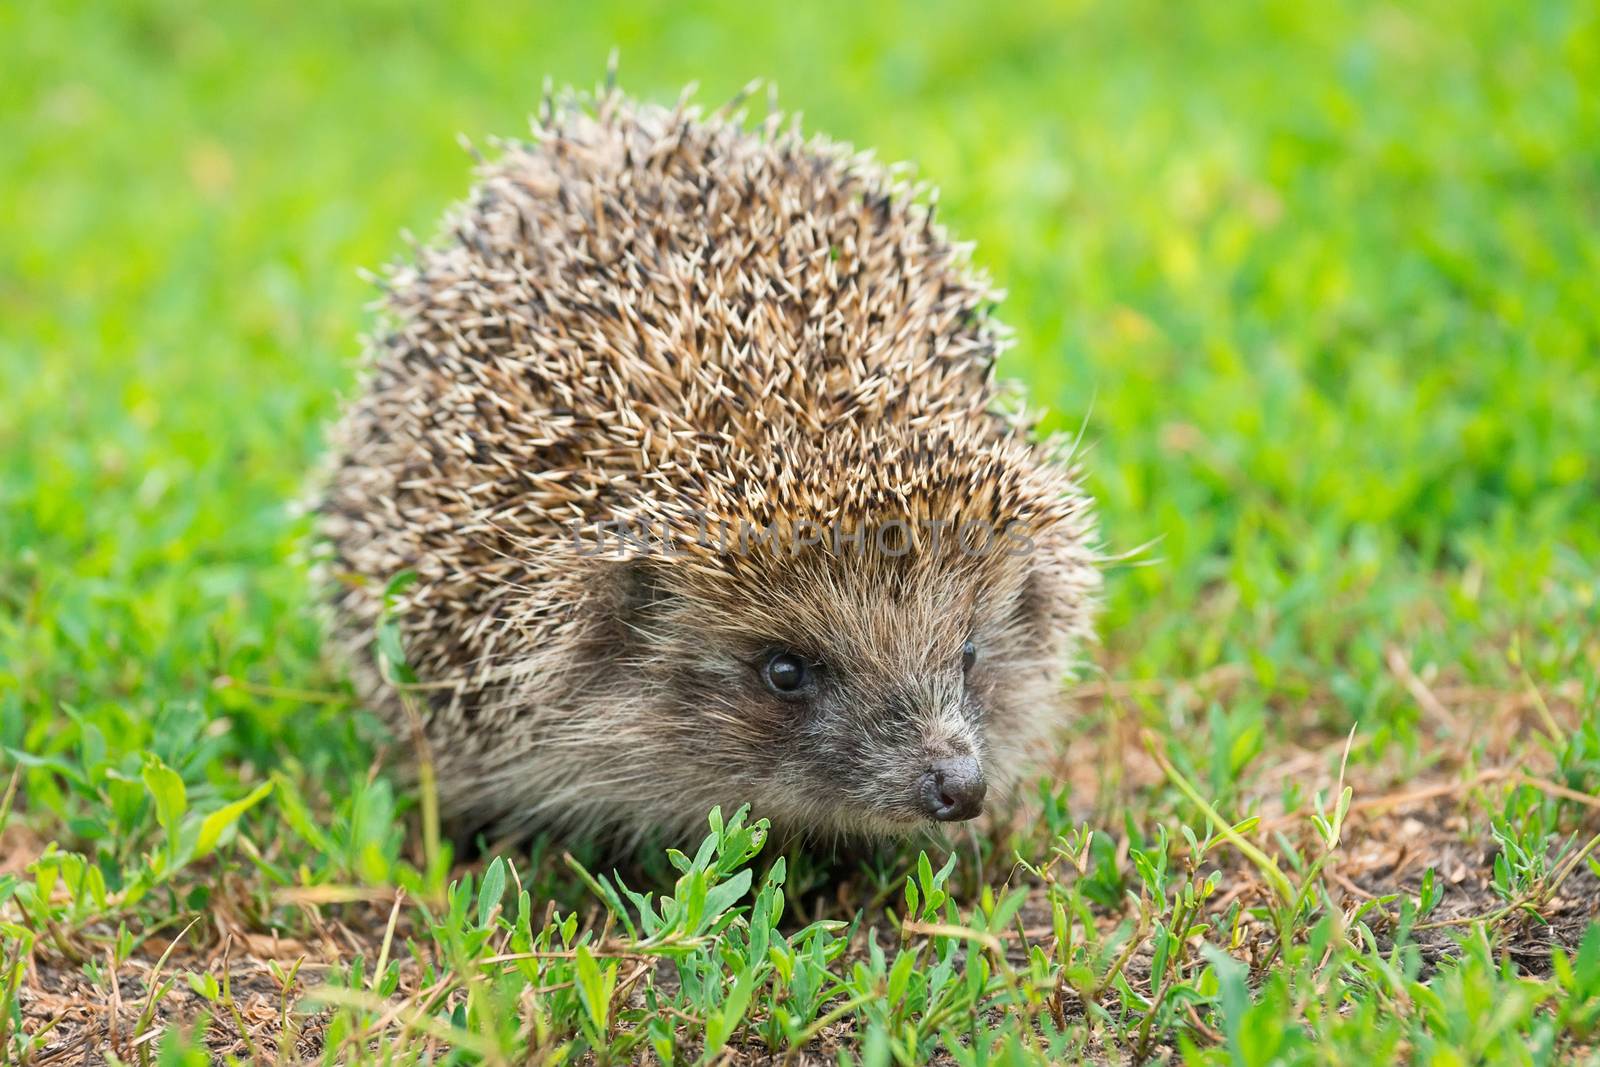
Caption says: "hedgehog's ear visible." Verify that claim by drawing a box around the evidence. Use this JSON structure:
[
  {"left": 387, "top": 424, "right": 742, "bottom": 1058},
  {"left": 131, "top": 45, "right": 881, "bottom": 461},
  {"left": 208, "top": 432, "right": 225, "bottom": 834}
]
[
  {"left": 1009, "top": 566, "right": 1046, "bottom": 629},
  {"left": 1008, "top": 564, "right": 1060, "bottom": 646},
  {"left": 614, "top": 563, "right": 672, "bottom": 614},
  {"left": 607, "top": 560, "right": 679, "bottom": 627},
  {"left": 580, "top": 560, "right": 680, "bottom": 663}
]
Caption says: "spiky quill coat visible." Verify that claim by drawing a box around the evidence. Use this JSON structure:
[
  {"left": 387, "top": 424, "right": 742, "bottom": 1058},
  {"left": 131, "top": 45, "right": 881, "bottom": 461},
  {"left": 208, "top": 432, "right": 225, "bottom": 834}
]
[{"left": 319, "top": 89, "right": 1100, "bottom": 843}]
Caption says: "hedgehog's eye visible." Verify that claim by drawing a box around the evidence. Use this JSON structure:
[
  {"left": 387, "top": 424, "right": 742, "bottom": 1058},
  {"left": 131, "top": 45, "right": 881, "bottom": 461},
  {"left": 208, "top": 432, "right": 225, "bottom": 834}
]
[
  {"left": 961, "top": 640, "right": 977, "bottom": 673},
  {"left": 762, "top": 651, "right": 811, "bottom": 697}
]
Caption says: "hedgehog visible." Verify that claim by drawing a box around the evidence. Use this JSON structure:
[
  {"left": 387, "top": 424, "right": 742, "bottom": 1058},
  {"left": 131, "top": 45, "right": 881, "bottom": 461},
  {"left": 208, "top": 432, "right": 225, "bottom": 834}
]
[{"left": 317, "top": 84, "right": 1101, "bottom": 847}]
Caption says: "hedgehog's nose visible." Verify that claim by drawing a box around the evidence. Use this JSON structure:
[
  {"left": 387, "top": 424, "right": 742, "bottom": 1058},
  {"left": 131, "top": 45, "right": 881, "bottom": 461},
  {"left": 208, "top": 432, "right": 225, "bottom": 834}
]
[{"left": 917, "top": 756, "right": 987, "bottom": 822}]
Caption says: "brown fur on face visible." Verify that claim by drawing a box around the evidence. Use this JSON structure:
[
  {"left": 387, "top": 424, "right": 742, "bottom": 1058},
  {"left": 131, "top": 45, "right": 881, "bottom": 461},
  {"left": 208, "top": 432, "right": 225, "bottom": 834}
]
[{"left": 316, "top": 85, "right": 1101, "bottom": 845}]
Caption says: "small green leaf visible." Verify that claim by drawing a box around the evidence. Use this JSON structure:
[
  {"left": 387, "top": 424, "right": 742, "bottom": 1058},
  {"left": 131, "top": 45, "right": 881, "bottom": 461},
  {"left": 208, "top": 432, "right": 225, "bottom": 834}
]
[
  {"left": 574, "top": 943, "right": 617, "bottom": 1041},
  {"left": 1418, "top": 866, "right": 1442, "bottom": 917},
  {"left": 185, "top": 972, "right": 220, "bottom": 1001},
  {"left": 142, "top": 755, "right": 187, "bottom": 865},
  {"left": 477, "top": 856, "right": 506, "bottom": 927},
  {"left": 194, "top": 781, "right": 274, "bottom": 859}
]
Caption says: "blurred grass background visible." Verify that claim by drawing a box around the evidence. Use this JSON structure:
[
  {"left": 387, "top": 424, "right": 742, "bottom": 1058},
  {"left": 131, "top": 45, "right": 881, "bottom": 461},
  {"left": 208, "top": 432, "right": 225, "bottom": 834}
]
[
  {"left": 3, "top": 0, "right": 1598, "bottom": 788},
  {"left": 6, "top": 6, "right": 1600, "bottom": 1057}
]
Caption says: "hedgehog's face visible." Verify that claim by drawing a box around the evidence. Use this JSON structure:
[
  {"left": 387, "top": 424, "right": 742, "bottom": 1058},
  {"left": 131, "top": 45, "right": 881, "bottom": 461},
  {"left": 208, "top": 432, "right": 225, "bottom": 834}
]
[
  {"left": 625, "top": 544, "right": 1082, "bottom": 838},
  {"left": 744, "top": 630, "right": 993, "bottom": 834}
]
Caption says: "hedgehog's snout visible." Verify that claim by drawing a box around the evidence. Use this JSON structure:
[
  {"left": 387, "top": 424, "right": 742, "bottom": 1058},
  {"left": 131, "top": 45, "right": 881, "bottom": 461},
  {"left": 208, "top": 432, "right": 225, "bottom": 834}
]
[{"left": 917, "top": 755, "right": 987, "bottom": 822}]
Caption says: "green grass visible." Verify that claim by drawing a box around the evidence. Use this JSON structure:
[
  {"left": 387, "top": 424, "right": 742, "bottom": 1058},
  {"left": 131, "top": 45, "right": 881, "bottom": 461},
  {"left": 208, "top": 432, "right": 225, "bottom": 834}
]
[{"left": 4, "top": 0, "right": 1600, "bottom": 1062}]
